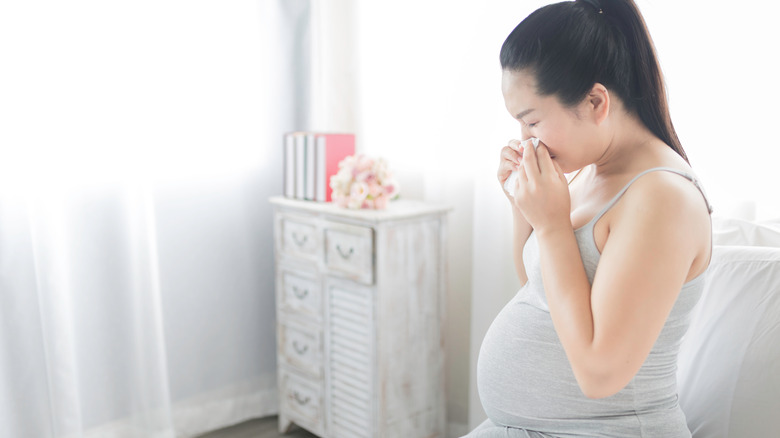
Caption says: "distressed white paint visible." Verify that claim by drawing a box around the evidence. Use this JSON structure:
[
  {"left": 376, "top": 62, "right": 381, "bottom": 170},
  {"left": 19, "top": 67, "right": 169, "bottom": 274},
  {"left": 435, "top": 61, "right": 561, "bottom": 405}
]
[{"left": 270, "top": 197, "right": 450, "bottom": 438}]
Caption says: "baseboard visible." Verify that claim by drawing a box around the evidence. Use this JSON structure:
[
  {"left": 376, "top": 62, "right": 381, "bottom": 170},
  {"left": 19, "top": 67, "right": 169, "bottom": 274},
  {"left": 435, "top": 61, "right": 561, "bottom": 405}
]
[
  {"left": 447, "top": 420, "right": 469, "bottom": 438},
  {"left": 71, "top": 378, "right": 278, "bottom": 438}
]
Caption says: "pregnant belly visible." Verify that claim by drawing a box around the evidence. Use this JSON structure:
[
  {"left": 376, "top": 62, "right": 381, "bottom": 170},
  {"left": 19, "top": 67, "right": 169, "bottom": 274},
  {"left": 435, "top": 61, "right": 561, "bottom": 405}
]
[{"left": 476, "top": 296, "right": 632, "bottom": 425}]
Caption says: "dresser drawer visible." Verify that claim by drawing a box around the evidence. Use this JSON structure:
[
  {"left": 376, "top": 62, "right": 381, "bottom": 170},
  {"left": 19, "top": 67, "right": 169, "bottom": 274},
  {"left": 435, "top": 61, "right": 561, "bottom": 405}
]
[
  {"left": 280, "top": 370, "right": 324, "bottom": 435},
  {"left": 279, "top": 271, "right": 321, "bottom": 320},
  {"left": 280, "top": 216, "right": 320, "bottom": 261},
  {"left": 324, "top": 223, "right": 374, "bottom": 285},
  {"left": 279, "top": 322, "right": 322, "bottom": 378}
]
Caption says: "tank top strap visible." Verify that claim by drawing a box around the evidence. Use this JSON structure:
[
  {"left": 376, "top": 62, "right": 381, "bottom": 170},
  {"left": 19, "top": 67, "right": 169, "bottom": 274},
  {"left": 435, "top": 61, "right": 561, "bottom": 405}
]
[{"left": 589, "top": 167, "right": 714, "bottom": 227}]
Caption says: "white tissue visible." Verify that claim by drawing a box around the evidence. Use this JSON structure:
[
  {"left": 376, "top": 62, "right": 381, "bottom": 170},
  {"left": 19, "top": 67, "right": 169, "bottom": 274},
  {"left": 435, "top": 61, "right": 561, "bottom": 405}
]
[
  {"left": 504, "top": 171, "right": 521, "bottom": 195},
  {"left": 503, "top": 138, "right": 540, "bottom": 196},
  {"left": 525, "top": 137, "right": 541, "bottom": 149}
]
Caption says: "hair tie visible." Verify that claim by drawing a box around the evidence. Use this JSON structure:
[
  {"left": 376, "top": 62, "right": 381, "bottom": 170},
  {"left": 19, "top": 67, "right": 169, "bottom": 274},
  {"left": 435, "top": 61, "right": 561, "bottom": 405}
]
[{"left": 581, "top": 0, "right": 603, "bottom": 14}]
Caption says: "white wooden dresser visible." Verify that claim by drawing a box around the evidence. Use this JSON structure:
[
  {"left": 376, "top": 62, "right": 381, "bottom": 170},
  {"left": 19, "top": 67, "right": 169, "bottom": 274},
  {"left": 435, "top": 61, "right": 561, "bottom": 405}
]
[{"left": 269, "top": 196, "right": 450, "bottom": 438}]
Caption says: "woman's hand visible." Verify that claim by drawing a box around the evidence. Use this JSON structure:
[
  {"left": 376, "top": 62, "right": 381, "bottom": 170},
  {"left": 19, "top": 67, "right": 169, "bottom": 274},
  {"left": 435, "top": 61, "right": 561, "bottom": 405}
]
[
  {"left": 512, "top": 141, "right": 571, "bottom": 234},
  {"left": 498, "top": 139, "right": 524, "bottom": 201}
]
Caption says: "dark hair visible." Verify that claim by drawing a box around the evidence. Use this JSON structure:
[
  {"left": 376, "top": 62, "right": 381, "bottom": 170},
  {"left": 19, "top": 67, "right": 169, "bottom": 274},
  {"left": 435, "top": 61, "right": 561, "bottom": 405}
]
[{"left": 500, "top": 0, "right": 688, "bottom": 163}]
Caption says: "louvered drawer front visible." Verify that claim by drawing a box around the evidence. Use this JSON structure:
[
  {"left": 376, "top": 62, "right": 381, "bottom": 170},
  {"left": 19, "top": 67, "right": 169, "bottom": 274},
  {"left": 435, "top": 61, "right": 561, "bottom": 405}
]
[
  {"left": 281, "top": 217, "right": 319, "bottom": 260},
  {"left": 324, "top": 223, "right": 374, "bottom": 285},
  {"left": 280, "top": 370, "right": 324, "bottom": 435},
  {"left": 280, "top": 323, "right": 322, "bottom": 378},
  {"left": 328, "top": 283, "right": 374, "bottom": 438},
  {"left": 281, "top": 271, "right": 321, "bottom": 320}
]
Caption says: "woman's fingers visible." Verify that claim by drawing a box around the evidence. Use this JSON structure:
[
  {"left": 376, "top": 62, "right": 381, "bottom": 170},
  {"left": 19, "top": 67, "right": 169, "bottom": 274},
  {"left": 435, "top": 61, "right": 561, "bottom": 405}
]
[
  {"left": 517, "top": 161, "right": 528, "bottom": 185},
  {"left": 509, "top": 139, "right": 573, "bottom": 230},
  {"left": 551, "top": 159, "right": 567, "bottom": 183},
  {"left": 522, "top": 141, "right": 540, "bottom": 180},
  {"left": 498, "top": 144, "right": 523, "bottom": 189},
  {"left": 499, "top": 148, "right": 520, "bottom": 172},
  {"left": 513, "top": 163, "right": 528, "bottom": 206},
  {"left": 503, "top": 144, "right": 522, "bottom": 163},
  {"left": 537, "top": 145, "right": 557, "bottom": 176}
]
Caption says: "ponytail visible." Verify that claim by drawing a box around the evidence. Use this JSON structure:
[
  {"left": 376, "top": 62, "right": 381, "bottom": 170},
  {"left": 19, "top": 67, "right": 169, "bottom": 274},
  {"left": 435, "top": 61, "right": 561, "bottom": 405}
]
[{"left": 500, "top": 0, "right": 689, "bottom": 163}]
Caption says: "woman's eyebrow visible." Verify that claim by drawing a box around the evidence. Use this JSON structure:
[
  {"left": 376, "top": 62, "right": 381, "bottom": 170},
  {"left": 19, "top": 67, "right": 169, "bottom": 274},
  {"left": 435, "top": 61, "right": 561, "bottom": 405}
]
[{"left": 515, "top": 108, "right": 535, "bottom": 120}]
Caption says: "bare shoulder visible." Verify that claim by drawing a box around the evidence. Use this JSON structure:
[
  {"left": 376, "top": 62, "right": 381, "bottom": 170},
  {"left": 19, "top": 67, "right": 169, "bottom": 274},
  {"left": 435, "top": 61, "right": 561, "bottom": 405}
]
[
  {"left": 609, "top": 168, "right": 712, "bottom": 279},
  {"left": 617, "top": 169, "right": 709, "bottom": 219}
]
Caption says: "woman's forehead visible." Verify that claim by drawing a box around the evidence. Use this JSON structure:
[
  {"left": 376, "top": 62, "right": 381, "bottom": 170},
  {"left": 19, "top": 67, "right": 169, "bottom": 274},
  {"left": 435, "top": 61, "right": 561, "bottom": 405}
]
[
  {"left": 501, "top": 69, "right": 536, "bottom": 94},
  {"left": 502, "top": 70, "right": 546, "bottom": 114}
]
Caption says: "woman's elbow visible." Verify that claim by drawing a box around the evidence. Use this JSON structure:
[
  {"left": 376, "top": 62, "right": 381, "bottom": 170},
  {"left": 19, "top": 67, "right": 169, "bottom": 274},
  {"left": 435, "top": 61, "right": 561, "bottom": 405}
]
[
  {"left": 574, "top": 369, "right": 631, "bottom": 400},
  {"left": 580, "top": 383, "right": 621, "bottom": 400}
]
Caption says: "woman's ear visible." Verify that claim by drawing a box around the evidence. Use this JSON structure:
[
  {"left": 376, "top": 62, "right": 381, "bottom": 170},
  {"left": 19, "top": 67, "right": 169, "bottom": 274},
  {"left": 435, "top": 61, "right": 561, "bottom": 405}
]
[{"left": 588, "top": 83, "right": 610, "bottom": 126}]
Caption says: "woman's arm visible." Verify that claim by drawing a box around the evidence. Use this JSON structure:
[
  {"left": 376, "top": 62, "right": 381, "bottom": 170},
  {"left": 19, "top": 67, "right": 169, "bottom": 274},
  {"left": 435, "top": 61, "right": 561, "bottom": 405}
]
[
  {"left": 499, "top": 140, "right": 534, "bottom": 285},
  {"left": 515, "top": 143, "right": 706, "bottom": 399},
  {"left": 511, "top": 205, "right": 533, "bottom": 285}
]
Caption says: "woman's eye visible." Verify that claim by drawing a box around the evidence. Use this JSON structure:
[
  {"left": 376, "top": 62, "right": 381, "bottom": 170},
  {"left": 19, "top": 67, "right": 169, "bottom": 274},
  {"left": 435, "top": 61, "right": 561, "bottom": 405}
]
[{"left": 528, "top": 122, "right": 538, "bottom": 128}]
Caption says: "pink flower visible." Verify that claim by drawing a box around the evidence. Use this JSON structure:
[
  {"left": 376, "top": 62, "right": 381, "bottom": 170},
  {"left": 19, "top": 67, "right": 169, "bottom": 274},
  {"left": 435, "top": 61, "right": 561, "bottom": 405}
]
[
  {"left": 350, "top": 181, "right": 368, "bottom": 201},
  {"left": 384, "top": 182, "right": 397, "bottom": 197},
  {"left": 356, "top": 171, "right": 376, "bottom": 183},
  {"left": 373, "top": 194, "right": 388, "bottom": 209},
  {"left": 368, "top": 181, "right": 382, "bottom": 198},
  {"left": 330, "top": 153, "right": 400, "bottom": 209},
  {"left": 357, "top": 155, "right": 374, "bottom": 172},
  {"left": 334, "top": 195, "right": 349, "bottom": 208}
]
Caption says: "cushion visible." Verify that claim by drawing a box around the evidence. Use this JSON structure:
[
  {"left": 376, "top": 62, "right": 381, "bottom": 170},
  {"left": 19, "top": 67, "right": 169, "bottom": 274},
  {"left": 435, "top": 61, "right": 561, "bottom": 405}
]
[
  {"left": 712, "top": 216, "right": 780, "bottom": 247},
  {"left": 677, "top": 245, "right": 780, "bottom": 437}
]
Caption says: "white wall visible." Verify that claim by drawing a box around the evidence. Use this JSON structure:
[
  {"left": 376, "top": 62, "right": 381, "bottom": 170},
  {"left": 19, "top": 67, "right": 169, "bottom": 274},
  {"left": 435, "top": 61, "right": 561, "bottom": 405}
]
[{"left": 638, "top": 0, "right": 780, "bottom": 220}]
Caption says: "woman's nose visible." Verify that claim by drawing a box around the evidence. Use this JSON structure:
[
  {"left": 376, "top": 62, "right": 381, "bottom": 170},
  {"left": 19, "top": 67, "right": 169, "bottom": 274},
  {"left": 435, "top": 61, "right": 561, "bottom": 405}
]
[{"left": 520, "top": 126, "right": 532, "bottom": 141}]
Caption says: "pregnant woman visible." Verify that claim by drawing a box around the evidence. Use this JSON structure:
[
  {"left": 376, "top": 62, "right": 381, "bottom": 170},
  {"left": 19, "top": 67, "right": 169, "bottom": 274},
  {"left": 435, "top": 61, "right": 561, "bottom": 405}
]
[{"left": 466, "top": 1, "right": 712, "bottom": 437}]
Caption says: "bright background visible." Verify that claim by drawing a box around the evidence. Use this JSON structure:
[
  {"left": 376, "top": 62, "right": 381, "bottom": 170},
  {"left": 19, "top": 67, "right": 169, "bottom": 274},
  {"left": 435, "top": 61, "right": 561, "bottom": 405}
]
[{"left": 1, "top": 1, "right": 778, "bottom": 437}]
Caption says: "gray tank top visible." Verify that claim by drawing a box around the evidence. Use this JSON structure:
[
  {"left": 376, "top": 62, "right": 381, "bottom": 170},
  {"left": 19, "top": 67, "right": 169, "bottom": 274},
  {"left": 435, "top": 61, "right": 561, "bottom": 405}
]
[{"left": 477, "top": 167, "right": 713, "bottom": 438}]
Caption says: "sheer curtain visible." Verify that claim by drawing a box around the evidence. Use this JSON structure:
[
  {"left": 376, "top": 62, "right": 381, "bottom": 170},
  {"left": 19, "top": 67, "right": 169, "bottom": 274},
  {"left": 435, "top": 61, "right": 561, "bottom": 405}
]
[{"left": 0, "top": 1, "right": 311, "bottom": 436}]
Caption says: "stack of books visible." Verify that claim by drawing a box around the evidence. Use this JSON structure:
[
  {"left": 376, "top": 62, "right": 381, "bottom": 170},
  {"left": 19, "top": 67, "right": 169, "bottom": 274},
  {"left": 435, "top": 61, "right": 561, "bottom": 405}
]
[{"left": 283, "top": 132, "right": 355, "bottom": 202}]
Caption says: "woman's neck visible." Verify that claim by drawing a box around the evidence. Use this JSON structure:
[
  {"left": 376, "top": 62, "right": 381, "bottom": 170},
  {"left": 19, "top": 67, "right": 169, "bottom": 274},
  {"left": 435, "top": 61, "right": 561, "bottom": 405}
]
[{"left": 591, "top": 110, "right": 664, "bottom": 178}]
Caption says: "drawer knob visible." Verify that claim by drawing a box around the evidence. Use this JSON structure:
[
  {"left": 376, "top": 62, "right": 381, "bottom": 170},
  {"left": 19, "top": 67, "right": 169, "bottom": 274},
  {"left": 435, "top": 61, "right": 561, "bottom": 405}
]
[
  {"left": 293, "top": 391, "right": 311, "bottom": 406},
  {"left": 292, "top": 340, "right": 309, "bottom": 355},
  {"left": 335, "top": 244, "right": 354, "bottom": 260},
  {"left": 292, "top": 232, "right": 308, "bottom": 247},
  {"left": 292, "top": 286, "right": 309, "bottom": 299}
]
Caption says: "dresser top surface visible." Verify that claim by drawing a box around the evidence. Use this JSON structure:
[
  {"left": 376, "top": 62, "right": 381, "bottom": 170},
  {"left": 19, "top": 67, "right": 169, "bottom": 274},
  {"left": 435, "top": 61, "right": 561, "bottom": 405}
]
[{"left": 269, "top": 196, "right": 451, "bottom": 223}]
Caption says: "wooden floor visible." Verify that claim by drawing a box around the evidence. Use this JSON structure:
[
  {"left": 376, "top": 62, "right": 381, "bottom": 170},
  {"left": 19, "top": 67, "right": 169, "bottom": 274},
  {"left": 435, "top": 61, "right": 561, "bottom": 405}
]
[{"left": 197, "top": 416, "right": 318, "bottom": 438}]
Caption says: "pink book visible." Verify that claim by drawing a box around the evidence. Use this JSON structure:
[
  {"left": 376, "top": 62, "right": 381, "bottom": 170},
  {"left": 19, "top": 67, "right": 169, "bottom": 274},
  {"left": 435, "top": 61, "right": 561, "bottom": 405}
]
[{"left": 315, "top": 133, "right": 355, "bottom": 202}]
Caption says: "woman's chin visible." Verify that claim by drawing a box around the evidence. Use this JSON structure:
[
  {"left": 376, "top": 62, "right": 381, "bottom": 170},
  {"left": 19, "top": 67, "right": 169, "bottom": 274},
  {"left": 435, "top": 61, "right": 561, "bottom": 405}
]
[
  {"left": 561, "top": 164, "right": 579, "bottom": 175},
  {"left": 553, "top": 158, "right": 570, "bottom": 172}
]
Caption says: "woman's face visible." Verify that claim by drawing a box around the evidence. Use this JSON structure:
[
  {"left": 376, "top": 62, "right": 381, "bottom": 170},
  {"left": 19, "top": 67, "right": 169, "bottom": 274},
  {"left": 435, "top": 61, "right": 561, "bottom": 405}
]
[{"left": 501, "top": 69, "right": 602, "bottom": 173}]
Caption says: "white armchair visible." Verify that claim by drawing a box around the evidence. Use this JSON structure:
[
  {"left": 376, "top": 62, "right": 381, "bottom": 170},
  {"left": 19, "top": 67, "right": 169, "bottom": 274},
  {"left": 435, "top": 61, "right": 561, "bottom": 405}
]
[{"left": 677, "top": 218, "right": 780, "bottom": 437}]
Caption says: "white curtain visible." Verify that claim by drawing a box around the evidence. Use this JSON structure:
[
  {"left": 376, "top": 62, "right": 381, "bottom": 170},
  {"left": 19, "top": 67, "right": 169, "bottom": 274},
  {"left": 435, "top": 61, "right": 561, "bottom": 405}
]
[{"left": 0, "top": 1, "right": 311, "bottom": 436}]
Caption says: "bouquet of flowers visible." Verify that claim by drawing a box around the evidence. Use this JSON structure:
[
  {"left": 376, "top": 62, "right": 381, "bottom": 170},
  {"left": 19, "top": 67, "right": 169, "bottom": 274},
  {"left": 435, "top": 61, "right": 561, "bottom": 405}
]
[{"left": 329, "top": 154, "right": 400, "bottom": 209}]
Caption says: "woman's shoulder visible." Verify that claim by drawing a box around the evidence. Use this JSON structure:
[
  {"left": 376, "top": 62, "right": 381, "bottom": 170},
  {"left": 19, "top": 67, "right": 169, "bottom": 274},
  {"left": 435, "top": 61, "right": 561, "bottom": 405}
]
[
  {"left": 622, "top": 167, "right": 706, "bottom": 210},
  {"left": 611, "top": 143, "right": 708, "bottom": 212},
  {"left": 607, "top": 166, "right": 712, "bottom": 279},
  {"left": 570, "top": 161, "right": 705, "bottom": 209},
  {"left": 625, "top": 146, "right": 708, "bottom": 208}
]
